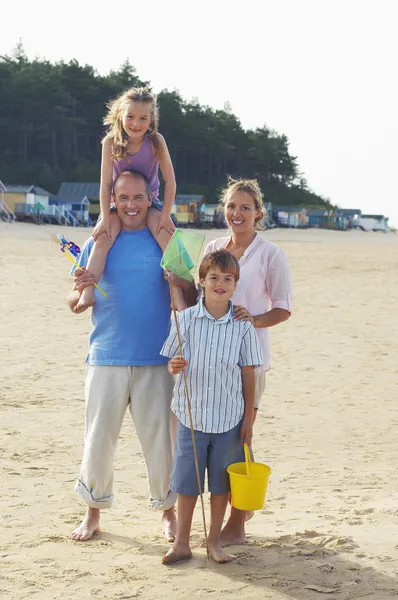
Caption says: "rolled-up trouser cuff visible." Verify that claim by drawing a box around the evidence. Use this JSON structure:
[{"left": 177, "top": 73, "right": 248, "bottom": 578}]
[
  {"left": 75, "top": 479, "right": 113, "bottom": 509},
  {"left": 150, "top": 490, "right": 177, "bottom": 511}
]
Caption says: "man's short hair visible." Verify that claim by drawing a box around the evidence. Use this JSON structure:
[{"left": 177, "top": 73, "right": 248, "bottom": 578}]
[
  {"left": 199, "top": 249, "right": 240, "bottom": 282},
  {"left": 113, "top": 169, "right": 152, "bottom": 199}
]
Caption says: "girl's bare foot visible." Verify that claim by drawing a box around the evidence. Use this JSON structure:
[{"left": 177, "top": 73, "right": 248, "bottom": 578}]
[
  {"left": 208, "top": 539, "right": 236, "bottom": 563},
  {"left": 74, "top": 286, "right": 95, "bottom": 313},
  {"left": 70, "top": 508, "right": 100, "bottom": 541},
  {"left": 161, "top": 507, "right": 177, "bottom": 542},
  {"left": 162, "top": 541, "right": 192, "bottom": 565}
]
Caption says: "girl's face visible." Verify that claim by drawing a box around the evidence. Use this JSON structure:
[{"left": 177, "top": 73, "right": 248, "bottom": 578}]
[
  {"left": 224, "top": 191, "right": 261, "bottom": 234},
  {"left": 122, "top": 101, "right": 152, "bottom": 140}
]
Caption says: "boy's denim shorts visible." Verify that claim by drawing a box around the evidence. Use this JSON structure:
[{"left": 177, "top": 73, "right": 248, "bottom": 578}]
[{"left": 170, "top": 420, "right": 244, "bottom": 496}]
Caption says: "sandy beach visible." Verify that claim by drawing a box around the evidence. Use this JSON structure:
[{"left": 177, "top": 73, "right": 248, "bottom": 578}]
[{"left": 1, "top": 222, "right": 397, "bottom": 600}]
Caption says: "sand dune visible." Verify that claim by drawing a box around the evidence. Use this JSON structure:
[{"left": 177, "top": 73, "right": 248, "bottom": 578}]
[{"left": 1, "top": 223, "right": 397, "bottom": 599}]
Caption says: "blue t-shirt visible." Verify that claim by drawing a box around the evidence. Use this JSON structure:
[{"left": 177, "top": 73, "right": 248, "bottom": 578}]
[{"left": 76, "top": 228, "right": 171, "bottom": 366}]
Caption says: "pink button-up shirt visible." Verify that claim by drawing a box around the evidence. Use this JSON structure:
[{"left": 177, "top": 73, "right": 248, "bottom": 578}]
[{"left": 203, "top": 234, "right": 292, "bottom": 374}]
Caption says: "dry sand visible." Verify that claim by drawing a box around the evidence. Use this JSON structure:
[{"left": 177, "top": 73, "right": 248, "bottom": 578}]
[{"left": 1, "top": 222, "right": 397, "bottom": 600}]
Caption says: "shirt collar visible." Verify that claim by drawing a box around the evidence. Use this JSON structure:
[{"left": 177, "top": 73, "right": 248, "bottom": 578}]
[{"left": 194, "top": 297, "right": 235, "bottom": 324}]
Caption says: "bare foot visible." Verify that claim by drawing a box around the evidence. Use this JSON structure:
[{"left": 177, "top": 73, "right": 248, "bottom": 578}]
[
  {"left": 70, "top": 508, "right": 100, "bottom": 541},
  {"left": 74, "top": 287, "right": 95, "bottom": 314},
  {"left": 208, "top": 539, "right": 236, "bottom": 563},
  {"left": 220, "top": 524, "right": 246, "bottom": 547},
  {"left": 162, "top": 542, "right": 192, "bottom": 565},
  {"left": 161, "top": 507, "right": 177, "bottom": 543}
]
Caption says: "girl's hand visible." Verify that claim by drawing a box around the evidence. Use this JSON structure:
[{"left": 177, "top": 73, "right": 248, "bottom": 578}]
[
  {"left": 240, "top": 417, "right": 253, "bottom": 446},
  {"left": 93, "top": 216, "right": 111, "bottom": 242},
  {"left": 74, "top": 267, "right": 96, "bottom": 293},
  {"left": 156, "top": 211, "right": 176, "bottom": 236},
  {"left": 168, "top": 355, "right": 188, "bottom": 375},
  {"left": 233, "top": 305, "right": 254, "bottom": 325}
]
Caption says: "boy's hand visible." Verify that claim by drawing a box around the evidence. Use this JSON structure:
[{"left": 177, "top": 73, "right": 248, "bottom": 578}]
[
  {"left": 233, "top": 305, "right": 254, "bottom": 325},
  {"left": 156, "top": 211, "right": 176, "bottom": 236},
  {"left": 240, "top": 416, "right": 253, "bottom": 446},
  {"left": 93, "top": 216, "right": 111, "bottom": 242},
  {"left": 73, "top": 267, "right": 96, "bottom": 292},
  {"left": 168, "top": 355, "right": 188, "bottom": 375}
]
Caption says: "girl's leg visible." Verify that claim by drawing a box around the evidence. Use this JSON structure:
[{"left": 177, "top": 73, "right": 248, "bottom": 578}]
[
  {"left": 162, "top": 494, "right": 197, "bottom": 564},
  {"left": 147, "top": 207, "right": 187, "bottom": 312},
  {"left": 208, "top": 493, "right": 236, "bottom": 563},
  {"left": 76, "top": 213, "right": 121, "bottom": 312}
]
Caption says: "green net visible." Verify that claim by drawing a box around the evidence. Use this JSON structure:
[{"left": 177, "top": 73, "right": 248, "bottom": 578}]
[{"left": 160, "top": 229, "right": 205, "bottom": 281}]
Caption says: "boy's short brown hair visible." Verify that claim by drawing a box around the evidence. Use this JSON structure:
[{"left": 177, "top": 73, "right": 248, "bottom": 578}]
[{"left": 199, "top": 249, "right": 240, "bottom": 282}]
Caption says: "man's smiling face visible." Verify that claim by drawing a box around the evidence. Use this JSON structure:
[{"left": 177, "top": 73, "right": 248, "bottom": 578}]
[{"left": 113, "top": 173, "right": 152, "bottom": 231}]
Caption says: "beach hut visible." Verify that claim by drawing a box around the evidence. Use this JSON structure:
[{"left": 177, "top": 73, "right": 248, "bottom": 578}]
[
  {"left": 352, "top": 214, "right": 389, "bottom": 232},
  {"left": 172, "top": 194, "right": 203, "bottom": 227},
  {"left": 52, "top": 182, "right": 101, "bottom": 224},
  {"left": 0, "top": 181, "right": 16, "bottom": 222},
  {"left": 272, "top": 205, "right": 308, "bottom": 228},
  {"left": 307, "top": 209, "right": 329, "bottom": 228},
  {"left": 4, "top": 184, "right": 51, "bottom": 215}
]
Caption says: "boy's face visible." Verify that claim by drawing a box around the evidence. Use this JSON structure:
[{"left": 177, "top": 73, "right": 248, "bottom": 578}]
[{"left": 200, "top": 266, "right": 237, "bottom": 304}]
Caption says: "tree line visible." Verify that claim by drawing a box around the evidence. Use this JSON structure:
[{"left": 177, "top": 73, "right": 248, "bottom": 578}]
[{"left": 0, "top": 43, "right": 332, "bottom": 208}]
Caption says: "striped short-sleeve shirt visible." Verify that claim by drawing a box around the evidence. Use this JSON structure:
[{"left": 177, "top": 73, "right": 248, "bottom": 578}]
[{"left": 160, "top": 300, "right": 264, "bottom": 433}]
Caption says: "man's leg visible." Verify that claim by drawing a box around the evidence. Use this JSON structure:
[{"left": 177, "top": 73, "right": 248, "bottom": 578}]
[
  {"left": 129, "top": 365, "right": 177, "bottom": 540},
  {"left": 71, "top": 366, "right": 130, "bottom": 541}
]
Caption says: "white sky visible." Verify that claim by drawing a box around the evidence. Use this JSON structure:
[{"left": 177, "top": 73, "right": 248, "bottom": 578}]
[{"left": 2, "top": 0, "right": 397, "bottom": 225}]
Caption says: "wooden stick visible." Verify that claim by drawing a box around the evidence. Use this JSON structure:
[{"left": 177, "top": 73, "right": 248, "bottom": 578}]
[{"left": 172, "top": 306, "right": 210, "bottom": 560}]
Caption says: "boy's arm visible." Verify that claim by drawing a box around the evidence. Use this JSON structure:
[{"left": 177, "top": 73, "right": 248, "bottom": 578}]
[{"left": 240, "top": 365, "right": 255, "bottom": 445}]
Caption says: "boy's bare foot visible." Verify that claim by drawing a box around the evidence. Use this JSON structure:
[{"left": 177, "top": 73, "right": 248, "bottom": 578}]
[
  {"left": 208, "top": 539, "right": 236, "bottom": 563},
  {"left": 70, "top": 508, "right": 100, "bottom": 541},
  {"left": 74, "top": 287, "right": 95, "bottom": 313},
  {"left": 220, "top": 523, "right": 246, "bottom": 546},
  {"left": 162, "top": 542, "right": 192, "bottom": 565},
  {"left": 161, "top": 507, "right": 177, "bottom": 542}
]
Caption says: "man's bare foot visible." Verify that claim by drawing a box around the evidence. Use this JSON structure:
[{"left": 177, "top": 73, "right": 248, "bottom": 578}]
[
  {"left": 70, "top": 508, "right": 100, "bottom": 541},
  {"left": 220, "top": 523, "right": 246, "bottom": 547},
  {"left": 208, "top": 539, "right": 236, "bottom": 563},
  {"left": 161, "top": 507, "right": 177, "bottom": 543},
  {"left": 162, "top": 542, "right": 192, "bottom": 565},
  {"left": 74, "top": 287, "right": 95, "bottom": 314}
]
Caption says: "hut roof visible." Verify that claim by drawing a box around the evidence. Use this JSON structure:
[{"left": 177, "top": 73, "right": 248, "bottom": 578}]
[
  {"left": 5, "top": 184, "right": 51, "bottom": 195},
  {"left": 57, "top": 182, "right": 100, "bottom": 202}
]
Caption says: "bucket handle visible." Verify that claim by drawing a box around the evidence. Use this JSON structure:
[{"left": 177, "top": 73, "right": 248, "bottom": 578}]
[{"left": 244, "top": 443, "right": 252, "bottom": 477}]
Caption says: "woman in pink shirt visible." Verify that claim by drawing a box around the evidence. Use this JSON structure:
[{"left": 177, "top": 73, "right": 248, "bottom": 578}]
[{"left": 203, "top": 177, "right": 292, "bottom": 546}]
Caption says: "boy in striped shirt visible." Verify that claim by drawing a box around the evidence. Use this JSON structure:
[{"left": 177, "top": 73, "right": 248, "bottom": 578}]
[{"left": 161, "top": 249, "right": 263, "bottom": 564}]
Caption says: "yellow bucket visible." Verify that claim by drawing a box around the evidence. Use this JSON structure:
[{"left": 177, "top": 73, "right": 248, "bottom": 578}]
[{"left": 227, "top": 443, "right": 271, "bottom": 511}]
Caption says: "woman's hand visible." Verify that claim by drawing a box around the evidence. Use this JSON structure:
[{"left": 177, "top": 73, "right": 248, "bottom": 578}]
[
  {"left": 233, "top": 305, "right": 254, "bottom": 325},
  {"left": 73, "top": 267, "right": 96, "bottom": 293},
  {"left": 168, "top": 355, "right": 188, "bottom": 375}
]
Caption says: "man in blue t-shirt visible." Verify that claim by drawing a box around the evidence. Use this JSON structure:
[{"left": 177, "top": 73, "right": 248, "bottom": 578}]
[{"left": 67, "top": 170, "right": 185, "bottom": 543}]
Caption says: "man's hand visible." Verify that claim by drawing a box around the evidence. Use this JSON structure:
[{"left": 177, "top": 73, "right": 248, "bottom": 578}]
[
  {"left": 93, "top": 216, "right": 111, "bottom": 242},
  {"left": 234, "top": 305, "right": 254, "bottom": 325},
  {"left": 74, "top": 267, "right": 96, "bottom": 293},
  {"left": 240, "top": 416, "right": 253, "bottom": 446},
  {"left": 168, "top": 355, "right": 188, "bottom": 375}
]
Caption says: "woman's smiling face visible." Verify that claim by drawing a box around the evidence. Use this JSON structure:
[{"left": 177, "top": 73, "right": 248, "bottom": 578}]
[{"left": 224, "top": 191, "right": 261, "bottom": 234}]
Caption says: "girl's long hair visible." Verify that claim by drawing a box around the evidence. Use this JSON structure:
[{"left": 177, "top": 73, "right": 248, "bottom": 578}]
[{"left": 103, "top": 87, "right": 160, "bottom": 160}]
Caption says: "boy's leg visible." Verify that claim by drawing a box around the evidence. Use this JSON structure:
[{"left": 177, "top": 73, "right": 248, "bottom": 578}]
[
  {"left": 221, "top": 375, "right": 266, "bottom": 544},
  {"left": 71, "top": 366, "right": 130, "bottom": 541},
  {"left": 76, "top": 212, "right": 121, "bottom": 312},
  {"left": 208, "top": 493, "right": 235, "bottom": 563},
  {"left": 128, "top": 365, "right": 177, "bottom": 540},
  {"left": 147, "top": 207, "right": 187, "bottom": 311},
  {"left": 162, "top": 494, "right": 197, "bottom": 564}
]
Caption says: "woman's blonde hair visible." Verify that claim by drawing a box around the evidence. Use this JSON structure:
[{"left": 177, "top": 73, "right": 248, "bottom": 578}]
[
  {"left": 219, "top": 177, "right": 266, "bottom": 229},
  {"left": 103, "top": 87, "right": 160, "bottom": 160}
]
